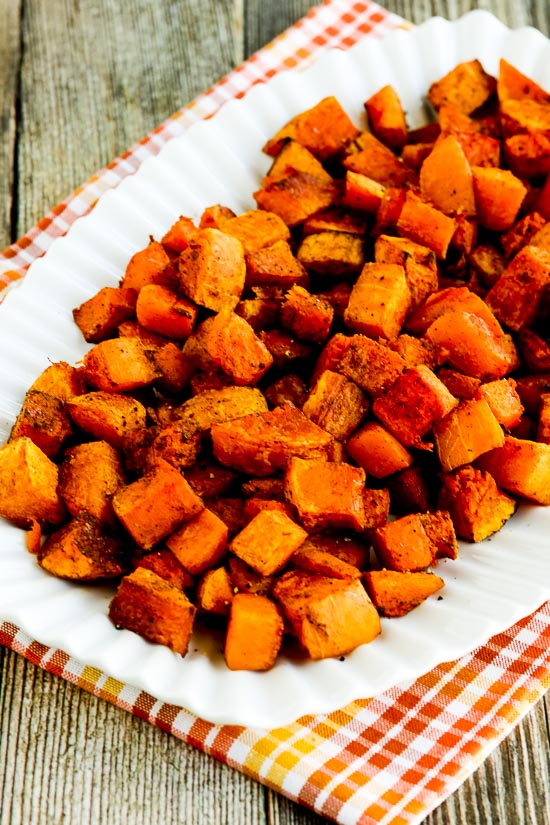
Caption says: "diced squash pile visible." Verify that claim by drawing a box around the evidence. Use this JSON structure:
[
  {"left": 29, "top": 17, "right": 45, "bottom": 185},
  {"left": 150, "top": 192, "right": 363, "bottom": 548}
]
[{"left": 3, "top": 58, "right": 550, "bottom": 669}]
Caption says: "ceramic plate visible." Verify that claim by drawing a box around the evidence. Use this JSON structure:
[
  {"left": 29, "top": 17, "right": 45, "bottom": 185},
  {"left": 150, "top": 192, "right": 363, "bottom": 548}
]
[{"left": 1, "top": 10, "right": 550, "bottom": 728}]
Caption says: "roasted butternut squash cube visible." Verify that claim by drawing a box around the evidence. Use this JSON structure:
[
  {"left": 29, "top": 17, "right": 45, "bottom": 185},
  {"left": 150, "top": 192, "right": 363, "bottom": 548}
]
[
  {"left": 204, "top": 308, "right": 273, "bottom": 385},
  {"left": 29, "top": 360, "right": 85, "bottom": 402},
  {"left": 196, "top": 566, "right": 234, "bottom": 616},
  {"left": 199, "top": 204, "right": 236, "bottom": 230},
  {"left": 475, "top": 379, "right": 524, "bottom": 429},
  {"left": 73, "top": 286, "right": 137, "bottom": 343},
  {"left": 9, "top": 390, "right": 72, "bottom": 459},
  {"left": 472, "top": 166, "right": 527, "bottom": 232},
  {"left": 0, "top": 436, "right": 66, "bottom": 527},
  {"left": 175, "top": 386, "right": 268, "bottom": 435},
  {"left": 420, "top": 510, "right": 458, "bottom": 560},
  {"left": 499, "top": 97, "right": 550, "bottom": 138},
  {"left": 109, "top": 567, "right": 196, "bottom": 655},
  {"left": 425, "top": 310, "right": 518, "bottom": 380},
  {"left": 420, "top": 134, "right": 476, "bottom": 217},
  {"left": 437, "top": 369, "right": 481, "bottom": 400},
  {"left": 83, "top": 337, "right": 159, "bottom": 392},
  {"left": 338, "top": 334, "right": 406, "bottom": 398},
  {"left": 344, "top": 262, "right": 411, "bottom": 340},
  {"left": 365, "top": 84, "right": 408, "bottom": 151},
  {"left": 136, "top": 548, "right": 194, "bottom": 591},
  {"left": 343, "top": 131, "right": 407, "bottom": 185},
  {"left": 406, "top": 285, "right": 503, "bottom": 337},
  {"left": 388, "top": 335, "right": 446, "bottom": 371},
  {"left": 372, "top": 365, "right": 458, "bottom": 448},
  {"left": 299, "top": 533, "right": 369, "bottom": 570},
  {"left": 177, "top": 227, "right": 246, "bottom": 312},
  {"left": 289, "top": 544, "right": 362, "bottom": 579},
  {"left": 374, "top": 235, "right": 438, "bottom": 310},
  {"left": 166, "top": 507, "right": 228, "bottom": 576},
  {"left": 67, "top": 392, "right": 147, "bottom": 449},
  {"left": 136, "top": 284, "right": 197, "bottom": 340},
  {"left": 38, "top": 513, "right": 129, "bottom": 581},
  {"left": 151, "top": 342, "right": 192, "bottom": 396},
  {"left": 397, "top": 192, "right": 458, "bottom": 259},
  {"left": 221, "top": 209, "right": 290, "bottom": 255},
  {"left": 438, "top": 464, "right": 517, "bottom": 542},
  {"left": 280, "top": 285, "right": 334, "bottom": 345},
  {"left": 145, "top": 421, "right": 202, "bottom": 471},
  {"left": 113, "top": 460, "right": 204, "bottom": 550},
  {"left": 230, "top": 508, "right": 307, "bottom": 576},
  {"left": 120, "top": 240, "right": 173, "bottom": 291},
  {"left": 58, "top": 440, "right": 125, "bottom": 525},
  {"left": 224, "top": 593, "right": 284, "bottom": 671},
  {"left": 428, "top": 59, "right": 496, "bottom": 114},
  {"left": 342, "top": 171, "right": 386, "bottom": 213},
  {"left": 363, "top": 569, "right": 444, "bottom": 617},
  {"left": 273, "top": 571, "right": 381, "bottom": 659},
  {"left": 161, "top": 214, "right": 198, "bottom": 253},
  {"left": 477, "top": 435, "right": 550, "bottom": 505},
  {"left": 245, "top": 239, "right": 305, "bottom": 287},
  {"left": 485, "top": 245, "right": 550, "bottom": 332},
  {"left": 497, "top": 58, "right": 550, "bottom": 104},
  {"left": 302, "top": 207, "right": 368, "bottom": 237},
  {"left": 285, "top": 457, "right": 366, "bottom": 533},
  {"left": 434, "top": 398, "right": 505, "bottom": 473},
  {"left": 372, "top": 513, "right": 437, "bottom": 572},
  {"left": 212, "top": 405, "right": 333, "bottom": 477},
  {"left": 302, "top": 370, "right": 367, "bottom": 442},
  {"left": 263, "top": 95, "right": 360, "bottom": 160},
  {"left": 297, "top": 231, "right": 365, "bottom": 277},
  {"left": 503, "top": 133, "right": 550, "bottom": 179},
  {"left": 255, "top": 142, "right": 338, "bottom": 227},
  {"left": 347, "top": 421, "right": 413, "bottom": 478}
]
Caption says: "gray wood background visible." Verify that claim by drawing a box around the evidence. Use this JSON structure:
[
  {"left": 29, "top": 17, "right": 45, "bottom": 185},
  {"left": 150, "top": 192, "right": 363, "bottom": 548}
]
[{"left": 1, "top": 1, "right": 549, "bottom": 823}]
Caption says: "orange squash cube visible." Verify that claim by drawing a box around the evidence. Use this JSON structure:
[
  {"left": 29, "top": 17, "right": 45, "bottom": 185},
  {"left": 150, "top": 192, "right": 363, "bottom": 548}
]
[
  {"left": 224, "top": 593, "right": 284, "bottom": 671},
  {"left": 230, "top": 508, "right": 307, "bottom": 576},
  {"left": 344, "top": 262, "right": 410, "bottom": 340},
  {"left": 273, "top": 571, "right": 381, "bottom": 659},
  {"left": 113, "top": 460, "right": 204, "bottom": 550},
  {"left": 285, "top": 457, "right": 366, "bottom": 533}
]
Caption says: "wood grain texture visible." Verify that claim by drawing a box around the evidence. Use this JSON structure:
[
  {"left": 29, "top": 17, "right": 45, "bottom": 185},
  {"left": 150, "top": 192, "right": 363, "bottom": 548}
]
[
  {"left": 0, "top": 0, "right": 22, "bottom": 248},
  {"left": 1, "top": 1, "right": 550, "bottom": 824}
]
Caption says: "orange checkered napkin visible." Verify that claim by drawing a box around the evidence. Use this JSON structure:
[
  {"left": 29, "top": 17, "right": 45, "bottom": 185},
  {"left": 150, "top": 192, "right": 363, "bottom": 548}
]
[{"left": 2, "top": 2, "right": 550, "bottom": 824}]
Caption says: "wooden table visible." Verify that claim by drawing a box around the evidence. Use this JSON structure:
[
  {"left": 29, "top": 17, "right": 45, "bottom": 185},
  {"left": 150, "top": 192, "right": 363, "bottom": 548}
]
[{"left": 1, "top": 2, "right": 549, "bottom": 823}]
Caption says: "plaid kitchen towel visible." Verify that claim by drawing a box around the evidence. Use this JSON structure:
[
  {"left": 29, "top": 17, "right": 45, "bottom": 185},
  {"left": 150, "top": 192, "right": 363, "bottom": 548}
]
[{"left": 1, "top": 2, "right": 549, "bottom": 824}]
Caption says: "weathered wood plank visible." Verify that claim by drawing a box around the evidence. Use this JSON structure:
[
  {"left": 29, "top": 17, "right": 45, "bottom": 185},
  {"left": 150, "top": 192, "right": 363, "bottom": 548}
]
[
  {"left": 15, "top": 0, "right": 240, "bottom": 237},
  {"left": 0, "top": 651, "right": 268, "bottom": 825},
  {"left": 0, "top": 0, "right": 22, "bottom": 249}
]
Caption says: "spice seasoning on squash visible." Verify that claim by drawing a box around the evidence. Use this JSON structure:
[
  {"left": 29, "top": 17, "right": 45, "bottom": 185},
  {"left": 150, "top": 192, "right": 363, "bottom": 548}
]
[{"left": 5, "top": 58, "right": 550, "bottom": 671}]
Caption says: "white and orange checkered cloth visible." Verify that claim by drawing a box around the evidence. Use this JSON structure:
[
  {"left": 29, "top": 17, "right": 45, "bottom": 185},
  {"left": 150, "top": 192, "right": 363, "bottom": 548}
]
[{"left": 2, "top": 2, "right": 550, "bottom": 824}]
